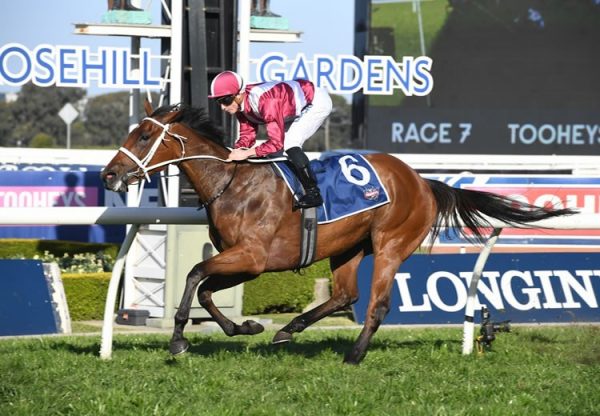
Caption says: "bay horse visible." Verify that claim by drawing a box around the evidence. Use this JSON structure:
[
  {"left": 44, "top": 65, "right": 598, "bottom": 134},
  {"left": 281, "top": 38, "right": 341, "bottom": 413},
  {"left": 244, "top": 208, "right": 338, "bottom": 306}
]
[{"left": 101, "top": 103, "right": 574, "bottom": 364}]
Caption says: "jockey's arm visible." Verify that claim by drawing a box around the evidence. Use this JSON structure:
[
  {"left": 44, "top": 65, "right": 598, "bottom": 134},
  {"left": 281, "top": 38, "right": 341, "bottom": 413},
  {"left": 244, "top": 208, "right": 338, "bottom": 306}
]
[
  {"left": 227, "top": 147, "right": 257, "bottom": 161},
  {"left": 252, "top": 102, "right": 286, "bottom": 157},
  {"left": 235, "top": 117, "right": 258, "bottom": 149}
]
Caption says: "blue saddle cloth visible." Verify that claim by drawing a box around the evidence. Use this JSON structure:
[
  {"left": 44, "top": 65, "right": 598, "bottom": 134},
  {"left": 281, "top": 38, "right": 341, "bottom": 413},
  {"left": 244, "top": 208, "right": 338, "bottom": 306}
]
[{"left": 273, "top": 153, "right": 390, "bottom": 224}]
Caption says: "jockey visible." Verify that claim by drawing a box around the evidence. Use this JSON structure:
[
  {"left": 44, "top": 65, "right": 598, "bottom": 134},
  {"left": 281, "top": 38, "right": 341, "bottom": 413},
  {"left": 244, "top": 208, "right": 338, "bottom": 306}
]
[{"left": 209, "top": 70, "right": 332, "bottom": 209}]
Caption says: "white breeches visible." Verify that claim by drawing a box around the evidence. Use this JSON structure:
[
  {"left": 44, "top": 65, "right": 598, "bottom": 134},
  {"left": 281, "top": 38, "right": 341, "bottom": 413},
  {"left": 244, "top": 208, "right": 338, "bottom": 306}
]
[{"left": 284, "top": 86, "right": 333, "bottom": 150}]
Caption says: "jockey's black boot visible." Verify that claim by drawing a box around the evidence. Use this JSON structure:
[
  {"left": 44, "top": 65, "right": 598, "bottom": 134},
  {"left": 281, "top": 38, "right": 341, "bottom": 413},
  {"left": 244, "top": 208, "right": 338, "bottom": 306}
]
[{"left": 287, "top": 147, "right": 323, "bottom": 209}]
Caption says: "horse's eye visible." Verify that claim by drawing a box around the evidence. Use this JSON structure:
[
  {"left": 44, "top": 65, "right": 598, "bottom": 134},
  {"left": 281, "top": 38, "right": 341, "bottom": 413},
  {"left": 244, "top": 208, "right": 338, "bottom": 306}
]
[{"left": 140, "top": 133, "right": 150, "bottom": 141}]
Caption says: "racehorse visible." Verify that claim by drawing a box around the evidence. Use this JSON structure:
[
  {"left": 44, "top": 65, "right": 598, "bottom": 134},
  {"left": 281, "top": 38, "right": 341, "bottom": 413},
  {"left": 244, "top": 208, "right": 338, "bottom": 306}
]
[{"left": 101, "top": 103, "right": 574, "bottom": 364}]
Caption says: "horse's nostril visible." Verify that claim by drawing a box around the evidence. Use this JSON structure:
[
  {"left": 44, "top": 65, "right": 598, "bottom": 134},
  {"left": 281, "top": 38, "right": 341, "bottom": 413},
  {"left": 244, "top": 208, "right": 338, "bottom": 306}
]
[{"left": 103, "top": 171, "right": 116, "bottom": 182}]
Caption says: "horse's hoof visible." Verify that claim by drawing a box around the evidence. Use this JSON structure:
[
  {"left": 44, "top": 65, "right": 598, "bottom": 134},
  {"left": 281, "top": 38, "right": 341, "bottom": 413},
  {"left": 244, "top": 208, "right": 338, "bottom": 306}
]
[
  {"left": 272, "top": 330, "right": 293, "bottom": 344},
  {"left": 169, "top": 338, "right": 189, "bottom": 355},
  {"left": 343, "top": 357, "right": 360, "bottom": 365},
  {"left": 241, "top": 320, "right": 264, "bottom": 335},
  {"left": 343, "top": 351, "right": 363, "bottom": 365}
]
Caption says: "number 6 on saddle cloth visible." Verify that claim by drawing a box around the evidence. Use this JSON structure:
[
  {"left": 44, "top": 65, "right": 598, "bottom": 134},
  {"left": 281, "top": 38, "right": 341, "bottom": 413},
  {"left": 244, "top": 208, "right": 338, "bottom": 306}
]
[{"left": 272, "top": 153, "right": 390, "bottom": 223}]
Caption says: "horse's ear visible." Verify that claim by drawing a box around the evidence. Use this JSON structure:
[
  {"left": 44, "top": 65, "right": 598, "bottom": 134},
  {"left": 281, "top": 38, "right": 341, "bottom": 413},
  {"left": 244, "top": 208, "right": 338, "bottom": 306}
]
[
  {"left": 144, "top": 99, "right": 154, "bottom": 116},
  {"left": 162, "top": 109, "right": 181, "bottom": 124}
]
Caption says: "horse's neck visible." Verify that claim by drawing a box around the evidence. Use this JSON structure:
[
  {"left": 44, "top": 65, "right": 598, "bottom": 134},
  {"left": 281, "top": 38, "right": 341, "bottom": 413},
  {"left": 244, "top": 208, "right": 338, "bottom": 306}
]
[
  {"left": 172, "top": 125, "right": 280, "bottom": 209},
  {"left": 180, "top": 157, "right": 274, "bottom": 208},
  {"left": 183, "top": 129, "right": 230, "bottom": 161}
]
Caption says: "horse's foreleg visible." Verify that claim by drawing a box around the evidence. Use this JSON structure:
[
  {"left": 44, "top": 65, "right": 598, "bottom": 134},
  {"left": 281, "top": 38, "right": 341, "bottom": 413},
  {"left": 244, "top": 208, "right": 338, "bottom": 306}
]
[
  {"left": 169, "top": 246, "right": 267, "bottom": 355},
  {"left": 169, "top": 262, "right": 206, "bottom": 355},
  {"left": 197, "top": 274, "right": 264, "bottom": 337},
  {"left": 272, "top": 247, "right": 364, "bottom": 344}
]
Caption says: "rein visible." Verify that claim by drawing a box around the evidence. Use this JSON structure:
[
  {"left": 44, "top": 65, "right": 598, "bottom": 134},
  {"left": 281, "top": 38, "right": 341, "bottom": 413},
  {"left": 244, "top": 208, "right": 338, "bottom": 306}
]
[
  {"left": 199, "top": 163, "right": 239, "bottom": 208},
  {"left": 119, "top": 116, "right": 237, "bottom": 207}
]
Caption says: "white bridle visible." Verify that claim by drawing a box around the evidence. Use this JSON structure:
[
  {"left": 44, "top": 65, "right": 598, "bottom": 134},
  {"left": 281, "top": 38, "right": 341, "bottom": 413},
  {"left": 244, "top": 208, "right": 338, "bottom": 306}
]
[{"left": 118, "top": 117, "right": 229, "bottom": 182}]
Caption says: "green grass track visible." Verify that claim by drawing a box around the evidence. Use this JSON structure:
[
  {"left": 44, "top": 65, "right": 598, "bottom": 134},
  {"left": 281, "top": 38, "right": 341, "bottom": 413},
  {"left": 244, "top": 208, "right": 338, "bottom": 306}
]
[{"left": 1, "top": 325, "right": 598, "bottom": 415}]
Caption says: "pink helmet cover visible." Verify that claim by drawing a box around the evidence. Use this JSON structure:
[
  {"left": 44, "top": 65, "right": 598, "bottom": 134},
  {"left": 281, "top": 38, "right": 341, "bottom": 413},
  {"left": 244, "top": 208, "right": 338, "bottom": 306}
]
[{"left": 208, "top": 71, "right": 244, "bottom": 98}]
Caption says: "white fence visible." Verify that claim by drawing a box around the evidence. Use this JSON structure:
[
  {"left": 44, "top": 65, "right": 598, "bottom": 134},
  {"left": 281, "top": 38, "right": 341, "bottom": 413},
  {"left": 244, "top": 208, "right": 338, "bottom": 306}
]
[
  {"left": 0, "top": 207, "right": 205, "bottom": 359},
  {"left": 1, "top": 207, "right": 600, "bottom": 358}
]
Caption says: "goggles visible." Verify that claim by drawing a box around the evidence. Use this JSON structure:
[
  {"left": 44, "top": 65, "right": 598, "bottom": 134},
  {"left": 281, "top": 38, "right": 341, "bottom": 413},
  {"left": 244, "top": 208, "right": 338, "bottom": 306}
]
[{"left": 216, "top": 95, "right": 236, "bottom": 106}]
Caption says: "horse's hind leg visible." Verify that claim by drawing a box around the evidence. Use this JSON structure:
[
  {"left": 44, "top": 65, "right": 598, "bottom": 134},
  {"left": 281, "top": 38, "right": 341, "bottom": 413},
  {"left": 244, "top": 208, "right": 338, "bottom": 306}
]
[
  {"left": 272, "top": 246, "right": 365, "bottom": 344},
  {"left": 345, "top": 225, "right": 431, "bottom": 364},
  {"left": 343, "top": 251, "right": 400, "bottom": 364},
  {"left": 196, "top": 274, "right": 264, "bottom": 337}
]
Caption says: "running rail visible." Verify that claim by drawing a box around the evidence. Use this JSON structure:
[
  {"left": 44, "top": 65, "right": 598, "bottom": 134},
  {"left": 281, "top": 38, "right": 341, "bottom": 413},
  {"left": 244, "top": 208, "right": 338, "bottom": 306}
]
[
  {"left": 0, "top": 207, "right": 206, "bottom": 359},
  {"left": 461, "top": 213, "right": 600, "bottom": 354},
  {"left": 1, "top": 208, "right": 600, "bottom": 357}
]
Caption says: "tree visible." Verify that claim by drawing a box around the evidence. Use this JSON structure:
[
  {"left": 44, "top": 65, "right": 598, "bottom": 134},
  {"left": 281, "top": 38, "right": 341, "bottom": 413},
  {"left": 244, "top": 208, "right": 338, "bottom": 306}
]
[
  {"left": 0, "top": 101, "right": 16, "bottom": 147},
  {"left": 9, "top": 83, "right": 86, "bottom": 147},
  {"left": 29, "top": 133, "right": 56, "bottom": 148},
  {"left": 70, "top": 121, "right": 92, "bottom": 148},
  {"left": 84, "top": 92, "right": 131, "bottom": 147}
]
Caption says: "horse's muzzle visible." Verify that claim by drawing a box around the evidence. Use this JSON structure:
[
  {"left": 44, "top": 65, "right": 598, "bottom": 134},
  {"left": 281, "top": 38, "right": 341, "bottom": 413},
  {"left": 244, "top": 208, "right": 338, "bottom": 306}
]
[{"left": 100, "top": 169, "right": 129, "bottom": 193}]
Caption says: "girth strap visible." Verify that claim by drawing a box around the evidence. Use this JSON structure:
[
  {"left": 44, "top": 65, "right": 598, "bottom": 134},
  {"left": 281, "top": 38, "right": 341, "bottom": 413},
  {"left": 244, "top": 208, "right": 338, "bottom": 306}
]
[{"left": 298, "top": 207, "right": 318, "bottom": 269}]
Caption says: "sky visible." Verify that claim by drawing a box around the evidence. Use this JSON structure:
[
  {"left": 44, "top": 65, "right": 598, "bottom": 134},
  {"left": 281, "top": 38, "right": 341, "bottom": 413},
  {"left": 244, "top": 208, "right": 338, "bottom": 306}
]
[{"left": 0, "top": 0, "right": 354, "bottom": 97}]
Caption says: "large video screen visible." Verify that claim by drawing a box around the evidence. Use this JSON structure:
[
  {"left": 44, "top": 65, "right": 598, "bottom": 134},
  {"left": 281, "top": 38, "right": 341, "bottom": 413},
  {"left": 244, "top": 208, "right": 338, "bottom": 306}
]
[{"left": 367, "top": 0, "right": 600, "bottom": 155}]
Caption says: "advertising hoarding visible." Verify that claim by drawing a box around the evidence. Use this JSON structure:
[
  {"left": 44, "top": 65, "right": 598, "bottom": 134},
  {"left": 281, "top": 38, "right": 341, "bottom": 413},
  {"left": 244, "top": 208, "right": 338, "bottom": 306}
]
[
  {"left": 0, "top": 165, "right": 159, "bottom": 243},
  {"left": 353, "top": 253, "right": 600, "bottom": 325},
  {"left": 428, "top": 174, "right": 600, "bottom": 246}
]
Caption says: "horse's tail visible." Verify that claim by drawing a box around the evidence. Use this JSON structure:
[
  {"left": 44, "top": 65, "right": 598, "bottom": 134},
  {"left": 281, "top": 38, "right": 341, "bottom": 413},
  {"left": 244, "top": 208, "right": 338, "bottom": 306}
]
[{"left": 426, "top": 179, "right": 577, "bottom": 244}]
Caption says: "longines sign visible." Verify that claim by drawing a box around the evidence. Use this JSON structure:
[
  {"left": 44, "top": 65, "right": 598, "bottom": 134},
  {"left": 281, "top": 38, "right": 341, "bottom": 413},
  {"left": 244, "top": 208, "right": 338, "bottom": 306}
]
[{"left": 353, "top": 253, "right": 600, "bottom": 325}]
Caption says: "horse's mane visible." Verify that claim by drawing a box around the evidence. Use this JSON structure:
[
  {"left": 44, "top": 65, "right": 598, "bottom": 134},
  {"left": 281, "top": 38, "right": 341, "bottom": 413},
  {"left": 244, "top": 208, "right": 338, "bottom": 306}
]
[{"left": 151, "top": 103, "right": 227, "bottom": 149}]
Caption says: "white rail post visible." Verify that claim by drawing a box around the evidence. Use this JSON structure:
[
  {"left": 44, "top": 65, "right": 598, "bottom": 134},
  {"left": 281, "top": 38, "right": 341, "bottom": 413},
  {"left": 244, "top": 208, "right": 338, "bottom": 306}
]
[
  {"left": 462, "top": 228, "right": 503, "bottom": 355},
  {"left": 100, "top": 223, "right": 140, "bottom": 360}
]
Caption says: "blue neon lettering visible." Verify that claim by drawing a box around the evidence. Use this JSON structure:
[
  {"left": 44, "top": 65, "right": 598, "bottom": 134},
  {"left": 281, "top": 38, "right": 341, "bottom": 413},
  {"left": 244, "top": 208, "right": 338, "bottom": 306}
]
[
  {"left": 34, "top": 46, "right": 55, "bottom": 86},
  {"left": 258, "top": 53, "right": 285, "bottom": 82},
  {"left": 0, "top": 45, "right": 437, "bottom": 94},
  {"left": 339, "top": 56, "right": 362, "bottom": 92},
  {"left": 81, "top": 48, "right": 107, "bottom": 85},
  {"left": 122, "top": 50, "right": 137, "bottom": 86},
  {"left": 413, "top": 56, "right": 433, "bottom": 95},
  {"left": 111, "top": 49, "right": 118, "bottom": 85},
  {"left": 58, "top": 48, "right": 77, "bottom": 85},
  {"left": 255, "top": 52, "right": 435, "bottom": 96},
  {"left": 315, "top": 56, "right": 336, "bottom": 90},
  {"left": 0, "top": 45, "right": 31, "bottom": 84},
  {"left": 365, "top": 56, "right": 384, "bottom": 93},
  {"left": 290, "top": 54, "right": 310, "bottom": 81},
  {"left": 385, "top": 56, "right": 410, "bottom": 94},
  {"left": 141, "top": 49, "right": 160, "bottom": 86}
]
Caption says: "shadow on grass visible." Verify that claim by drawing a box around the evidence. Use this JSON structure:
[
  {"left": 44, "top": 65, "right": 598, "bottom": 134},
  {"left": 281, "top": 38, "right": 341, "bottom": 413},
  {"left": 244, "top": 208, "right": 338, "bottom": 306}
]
[
  {"left": 44, "top": 331, "right": 461, "bottom": 361},
  {"left": 52, "top": 341, "right": 102, "bottom": 356},
  {"left": 44, "top": 337, "right": 171, "bottom": 356},
  {"left": 177, "top": 334, "right": 461, "bottom": 361}
]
